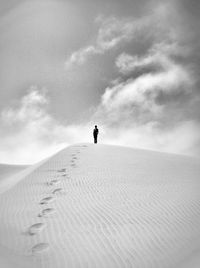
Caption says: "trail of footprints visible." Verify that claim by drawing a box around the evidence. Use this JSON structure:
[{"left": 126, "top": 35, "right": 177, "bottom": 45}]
[{"left": 28, "top": 145, "right": 88, "bottom": 254}]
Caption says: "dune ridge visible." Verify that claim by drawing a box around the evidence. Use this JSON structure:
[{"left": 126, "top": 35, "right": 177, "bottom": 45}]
[{"left": 0, "top": 144, "right": 199, "bottom": 268}]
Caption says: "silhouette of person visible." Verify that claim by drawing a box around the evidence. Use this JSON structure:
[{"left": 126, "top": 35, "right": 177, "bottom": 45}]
[{"left": 93, "top": 125, "right": 99, "bottom": 144}]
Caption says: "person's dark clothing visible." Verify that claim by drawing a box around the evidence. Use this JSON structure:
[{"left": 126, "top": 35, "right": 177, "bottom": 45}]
[{"left": 93, "top": 128, "right": 99, "bottom": 144}]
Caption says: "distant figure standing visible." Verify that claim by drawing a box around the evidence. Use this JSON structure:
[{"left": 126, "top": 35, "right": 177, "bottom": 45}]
[{"left": 93, "top": 125, "right": 99, "bottom": 144}]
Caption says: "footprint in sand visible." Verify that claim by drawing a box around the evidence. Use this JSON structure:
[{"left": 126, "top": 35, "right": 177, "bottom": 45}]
[
  {"left": 48, "top": 179, "right": 60, "bottom": 186},
  {"left": 52, "top": 188, "right": 63, "bottom": 194},
  {"left": 38, "top": 208, "right": 55, "bottom": 217},
  {"left": 57, "top": 168, "right": 66, "bottom": 172},
  {"left": 40, "top": 196, "right": 55, "bottom": 205},
  {"left": 32, "top": 243, "right": 49, "bottom": 254},
  {"left": 29, "top": 223, "right": 46, "bottom": 235},
  {"left": 70, "top": 163, "right": 77, "bottom": 167}
]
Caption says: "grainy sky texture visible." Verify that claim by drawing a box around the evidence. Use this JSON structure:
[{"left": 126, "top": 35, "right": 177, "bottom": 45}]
[{"left": 0, "top": 0, "right": 200, "bottom": 164}]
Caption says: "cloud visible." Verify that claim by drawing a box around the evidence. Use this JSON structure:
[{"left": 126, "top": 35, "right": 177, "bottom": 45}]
[
  {"left": 67, "top": 46, "right": 97, "bottom": 65},
  {"left": 1, "top": 85, "right": 198, "bottom": 165},
  {"left": 1, "top": 0, "right": 200, "bottom": 163},
  {"left": 96, "top": 16, "right": 144, "bottom": 50},
  {"left": 101, "top": 120, "right": 200, "bottom": 157},
  {"left": 66, "top": 1, "right": 200, "bottom": 157},
  {"left": 0, "top": 87, "right": 93, "bottom": 164},
  {"left": 65, "top": 16, "right": 149, "bottom": 67},
  {"left": 115, "top": 42, "right": 183, "bottom": 74},
  {"left": 99, "top": 43, "right": 193, "bottom": 120},
  {"left": 64, "top": 1, "right": 186, "bottom": 68},
  {"left": 1, "top": 86, "right": 48, "bottom": 125},
  {"left": 92, "top": 37, "right": 200, "bottom": 156}
]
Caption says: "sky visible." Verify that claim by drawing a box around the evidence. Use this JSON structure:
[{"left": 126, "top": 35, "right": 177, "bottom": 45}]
[{"left": 0, "top": 0, "right": 200, "bottom": 164}]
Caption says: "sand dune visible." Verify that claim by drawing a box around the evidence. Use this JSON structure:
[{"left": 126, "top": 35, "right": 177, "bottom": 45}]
[
  {"left": 0, "top": 163, "right": 28, "bottom": 186},
  {"left": 0, "top": 163, "right": 28, "bottom": 178},
  {"left": 0, "top": 144, "right": 199, "bottom": 268}
]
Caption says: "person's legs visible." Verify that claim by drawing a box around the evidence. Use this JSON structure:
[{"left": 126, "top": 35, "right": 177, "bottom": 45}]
[{"left": 94, "top": 136, "right": 97, "bottom": 143}]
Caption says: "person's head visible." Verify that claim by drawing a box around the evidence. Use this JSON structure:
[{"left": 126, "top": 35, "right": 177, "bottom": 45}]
[{"left": 95, "top": 125, "right": 97, "bottom": 129}]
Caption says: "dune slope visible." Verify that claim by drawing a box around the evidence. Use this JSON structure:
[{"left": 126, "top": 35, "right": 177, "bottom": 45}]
[
  {"left": 0, "top": 164, "right": 29, "bottom": 179},
  {"left": 0, "top": 163, "right": 28, "bottom": 188},
  {"left": 0, "top": 144, "right": 199, "bottom": 268}
]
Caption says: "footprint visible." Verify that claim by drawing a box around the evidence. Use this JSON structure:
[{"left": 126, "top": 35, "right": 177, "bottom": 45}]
[
  {"left": 29, "top": 223, "right": 46, "bottom": 235},
  {"left": 40, "top": 196, "right": 55, "bottom": 205},
  {"left": 57, "top": 168, "right": 66, "bottom": 172},
  {"left": 48, "top": 179, "right": 60, "bottom": 186},
  {"left": 52, "top": 188, "right": 63, "bottom": 194},
  {"left": 38, "top": 208, "right": 55, "bottom": 217},
  {"left": 32, "top": 243, "right": 49, "bottom": 254}
]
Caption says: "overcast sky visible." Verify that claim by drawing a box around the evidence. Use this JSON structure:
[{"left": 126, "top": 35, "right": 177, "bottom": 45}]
[{"left": 0, "top": 0, "right": 200, "bottom": 164}]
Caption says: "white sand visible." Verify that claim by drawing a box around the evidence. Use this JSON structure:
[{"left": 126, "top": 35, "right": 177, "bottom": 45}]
[
  {"left": 0, "top": 163, "right": 28, "bottom": 187},
  {"left": 0, "top": 164, "right": 28, "bottom": 178},
  {"left": 0, "top": 144, "right": 199, "bottom": 268}
]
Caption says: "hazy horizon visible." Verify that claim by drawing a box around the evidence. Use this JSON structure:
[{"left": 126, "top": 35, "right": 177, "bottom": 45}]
[{"left": 0, "top": 0, "right": 200, "bottom": 164}]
